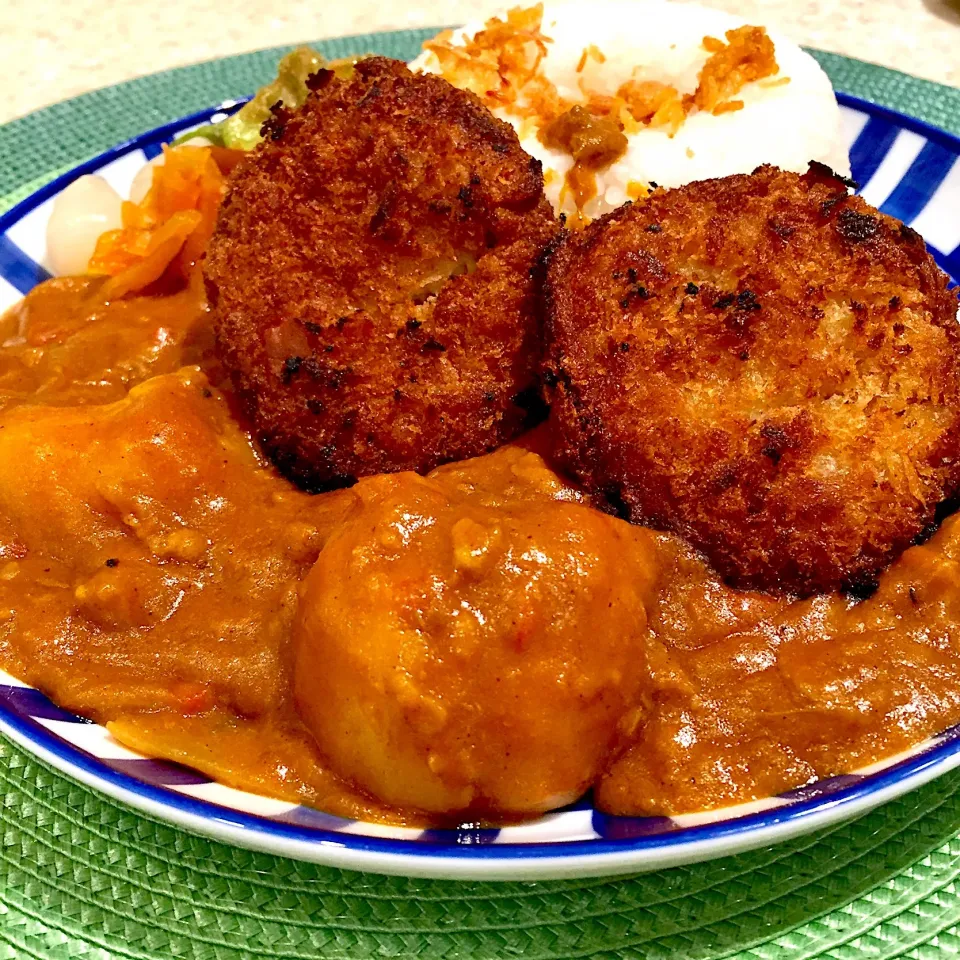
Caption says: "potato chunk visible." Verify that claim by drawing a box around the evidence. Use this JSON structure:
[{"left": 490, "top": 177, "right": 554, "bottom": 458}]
[{"left": 294, "top": 465, "right": 658, "bottom": 819}]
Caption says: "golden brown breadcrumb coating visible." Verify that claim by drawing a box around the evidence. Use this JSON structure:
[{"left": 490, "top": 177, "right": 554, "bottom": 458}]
[
  {"left": 543, "top": 163, "right": 960, "bottom": 595},
  {"left": 204, "top": 57, "right": 557, "bottom": 490}
]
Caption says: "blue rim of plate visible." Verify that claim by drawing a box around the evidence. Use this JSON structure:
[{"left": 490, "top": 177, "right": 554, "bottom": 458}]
[{"left": 1, "top": 89, "right": 960, "bottom": 878}]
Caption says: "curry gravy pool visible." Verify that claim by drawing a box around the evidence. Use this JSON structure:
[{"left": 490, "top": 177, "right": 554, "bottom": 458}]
[{"left": 2, "top": 277, "right": 960, "bottom": 824}]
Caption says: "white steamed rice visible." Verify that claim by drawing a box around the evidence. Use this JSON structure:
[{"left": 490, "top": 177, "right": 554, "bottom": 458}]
[{"left": 412, "top": 0, "right": 851, "bottom": 219}]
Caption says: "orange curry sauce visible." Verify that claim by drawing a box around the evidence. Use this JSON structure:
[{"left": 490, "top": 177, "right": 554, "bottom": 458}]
[{"left": 3, "top": 276, "right": 960, "bottom": 824}]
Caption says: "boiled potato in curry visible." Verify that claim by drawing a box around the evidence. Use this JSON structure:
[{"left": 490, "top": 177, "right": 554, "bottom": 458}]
[{"left": 295, "top": 465, "right": 657, "bottom": 817}]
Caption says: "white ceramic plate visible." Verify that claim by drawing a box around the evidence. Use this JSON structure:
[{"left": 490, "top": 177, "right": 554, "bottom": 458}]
[{"left": 1, "top": 93, "right": 960, "bottom": 879}]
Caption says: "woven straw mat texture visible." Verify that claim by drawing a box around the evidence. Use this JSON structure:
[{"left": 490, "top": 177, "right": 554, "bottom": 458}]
[{"left": 2, "top": 26, "right": 960, "bottom": 960}]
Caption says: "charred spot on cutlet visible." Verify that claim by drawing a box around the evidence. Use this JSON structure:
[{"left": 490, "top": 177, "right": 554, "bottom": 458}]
[
  {"left": 728, "top": 291, "right": 761, "bottom": 330},
  {"left": 710, "top": 464, "right": 739, "bottom": 493},
  {"left": 356, "top": 83, "right": 382, "bottom": 107},
  {"left": 900, "top": 223, "right": 923, "bottom": 245},
  {"left": 301, "top": 357, "right": 323, "bottom": 380},
  {"left": 305, "top": 68, "right": 334, "bottom": 92},
  {"left": 737, "top": 290, "right": 760, "bottom": 310},
  {"left": 759, "top": 423, "right": 794, "bottom": 464},
  {"left": 260, "top": 101, "right": 291, "bottom": 141},
  {"left": 807, "top": 159, "right": 859, "bottom": 191},
  {"left": 837, "top": 208, "right": 879, "bottom": 243},
  {"left": 282, "top": 356, "right": 303, "bottom": 383},
  {"left": 369, "top": 182, "right": 397, "bottom": 234},
  {"left": 819, "top": 192, "right": 846, "bottom": 218},
  {"left": 768, "top": 217, "right": 796, "bottom": 240}
]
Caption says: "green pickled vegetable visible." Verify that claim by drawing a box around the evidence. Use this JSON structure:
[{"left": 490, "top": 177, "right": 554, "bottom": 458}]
[{"left": 177, "top": 46, "right": 358, "bottom": 151}]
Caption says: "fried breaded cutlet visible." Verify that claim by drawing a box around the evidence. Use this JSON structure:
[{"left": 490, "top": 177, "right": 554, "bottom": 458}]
[
  {"left": 204, "top": 57, "right": 557, "bottom": 491},
  {"left": 543, "top": 163, "right": 960, "bottom": 595}
]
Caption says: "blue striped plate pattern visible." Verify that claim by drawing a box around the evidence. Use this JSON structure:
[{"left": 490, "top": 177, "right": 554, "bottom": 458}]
[{"left": 0, "top": 92, "right": 959, "bottom": 879}]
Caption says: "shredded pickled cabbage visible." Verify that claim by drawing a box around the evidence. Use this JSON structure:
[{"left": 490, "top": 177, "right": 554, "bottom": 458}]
[{"left": 179, "top": 47, "right": 358, "bottom": 151}]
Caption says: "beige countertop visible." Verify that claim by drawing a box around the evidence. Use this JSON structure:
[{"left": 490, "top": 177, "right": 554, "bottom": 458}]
[{"left": 2, "top": 0, "right": 959, "bottom": 125}]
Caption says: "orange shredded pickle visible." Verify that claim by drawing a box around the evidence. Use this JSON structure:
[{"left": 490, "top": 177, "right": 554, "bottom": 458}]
[
  {"left": 693, "top": 25, "right": 778, "bottom": 114},
  {"left": 99, "top": 211, "right": 202, "bottom": 299},
  {"left": 712, "top": 99, "right": 745, "bottom": 115},
  {"left": 88, "top": 144, "right": 236, "bottom": 297},
  {"left": 422, "top": 5, "right": 562, "bottom": 119},
  {"left": 576, "top": 44, "right": 606, "bottom": 73}
]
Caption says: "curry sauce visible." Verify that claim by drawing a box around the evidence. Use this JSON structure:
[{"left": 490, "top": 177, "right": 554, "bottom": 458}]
[{"left": 2, "top": 278, "right": 960, "bottom": 823}]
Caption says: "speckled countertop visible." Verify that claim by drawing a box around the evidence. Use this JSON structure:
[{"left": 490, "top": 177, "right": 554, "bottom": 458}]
[{"left": 2, "top": 0, "right": 958, "bottom": 124}]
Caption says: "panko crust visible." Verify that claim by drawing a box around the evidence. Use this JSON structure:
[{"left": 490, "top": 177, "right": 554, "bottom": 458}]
[
  {"left": 543, "top": 163, "right": 960, "bottom": 595},
  {"left": 205, "top": 57, "right": 557, "bottom": 490}
]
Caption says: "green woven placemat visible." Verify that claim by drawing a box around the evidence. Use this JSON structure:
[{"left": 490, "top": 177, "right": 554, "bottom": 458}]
[{"left": 1, "top": 28, "right": 960, "bottom": 960}]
